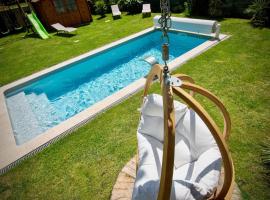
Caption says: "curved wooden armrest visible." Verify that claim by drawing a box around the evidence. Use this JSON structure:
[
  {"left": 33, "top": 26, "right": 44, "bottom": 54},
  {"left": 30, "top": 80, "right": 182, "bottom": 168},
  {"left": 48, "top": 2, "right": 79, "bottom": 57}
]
[
  {"left": 142, "top": 64, "right": 163, "bottom": 101},
  {"left": 177, "top": 81, "right": 231, "bottom": 141},
  {"left": 174, "top": 73, "right": 195, "bottom": 84},
  {"left": 173, "top": 86, "right": 235, "bottom": 200}
]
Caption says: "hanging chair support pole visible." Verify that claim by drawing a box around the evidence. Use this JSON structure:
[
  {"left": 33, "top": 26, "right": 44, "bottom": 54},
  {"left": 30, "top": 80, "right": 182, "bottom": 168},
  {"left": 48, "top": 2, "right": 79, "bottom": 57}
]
[
  {"left": 158, "top": 76, "right": 175, "bottom": 200},
  {"left": 157, "top": 0, "right": 177, "bottom": 198}
]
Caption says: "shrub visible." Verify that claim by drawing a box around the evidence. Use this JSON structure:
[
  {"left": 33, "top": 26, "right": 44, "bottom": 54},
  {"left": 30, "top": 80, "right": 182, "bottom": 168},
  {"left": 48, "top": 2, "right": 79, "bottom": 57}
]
[
  {"left": 116, "top": 0, "right": 125, "bottom": 11},
  {"left": 223, "top": 0, "right": 253, "bottom": 18},
  {"left": 171, "top": 0, "right": 185, "bottom": 13},
  {"left": 95, "top": 0, "right": 107, "bottom": 16},
  {"left": 184, "top": 0, "right": 210, "bottom": 16},
  {"left": 184, "top": 0, "right": 253, "bottom": 18},
  {"left": 184, "top": 0, "right": 192, "bottom": 16},
  {"left": 245, "top": 0, "right": 270, "bottom": 27},
  {"left": 118, "top": 0, "right": 142, "bottom": 14},
  {"left": 208, "top": 0, "right": 224, "bottom": 17},
  {"left": 124, "top": 0, "right": 143, "bottom": 14}
]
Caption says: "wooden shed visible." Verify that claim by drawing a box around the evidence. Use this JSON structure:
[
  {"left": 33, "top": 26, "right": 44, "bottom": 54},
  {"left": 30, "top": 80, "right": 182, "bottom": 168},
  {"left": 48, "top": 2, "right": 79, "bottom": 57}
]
[{"left": 31, "top": 0, "right": 92, "bottom": 28}]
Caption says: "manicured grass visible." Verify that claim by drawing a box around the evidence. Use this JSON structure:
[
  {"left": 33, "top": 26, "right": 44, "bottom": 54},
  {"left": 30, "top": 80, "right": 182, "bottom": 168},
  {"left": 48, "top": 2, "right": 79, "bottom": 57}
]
[
  {"left": 0, "top": 13, "right": 157, "bottom": 86},
  {"left": 0, "top": 14, "right": 269, "bottom": 199}
]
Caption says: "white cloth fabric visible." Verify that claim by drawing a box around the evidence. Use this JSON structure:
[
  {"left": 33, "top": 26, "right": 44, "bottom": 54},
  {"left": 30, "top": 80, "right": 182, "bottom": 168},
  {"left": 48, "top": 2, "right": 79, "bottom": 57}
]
[
  {"left": 132, "top": 94, "right": 221, "bottom": 200},
  {"left": 139, "top": 94, "right": 188, "bottom": 142}
]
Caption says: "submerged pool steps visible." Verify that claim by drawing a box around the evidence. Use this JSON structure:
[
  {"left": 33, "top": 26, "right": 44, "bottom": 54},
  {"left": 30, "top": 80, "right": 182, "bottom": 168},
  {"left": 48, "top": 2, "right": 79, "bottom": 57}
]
[
  {"left": 26, "top": 93, "right": 62, "bottom": 130},
  {"left": 6, "top": 92, "right": 63, "bottom": 145},
  {"left": 6, "top": 92, "right": 43, "bottom": 145}
]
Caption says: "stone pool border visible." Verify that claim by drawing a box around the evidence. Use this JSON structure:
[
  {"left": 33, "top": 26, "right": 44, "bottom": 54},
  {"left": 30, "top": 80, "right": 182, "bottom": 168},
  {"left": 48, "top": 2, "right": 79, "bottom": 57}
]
[{"left": 0, "top": 27, "right": 229, "bottom": 174}]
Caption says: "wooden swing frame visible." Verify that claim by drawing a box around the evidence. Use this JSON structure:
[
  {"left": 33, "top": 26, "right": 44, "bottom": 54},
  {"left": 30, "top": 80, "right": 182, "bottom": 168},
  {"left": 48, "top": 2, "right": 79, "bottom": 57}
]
[{"left": 141, "top": 64, "right": 235, "bottom": 200}]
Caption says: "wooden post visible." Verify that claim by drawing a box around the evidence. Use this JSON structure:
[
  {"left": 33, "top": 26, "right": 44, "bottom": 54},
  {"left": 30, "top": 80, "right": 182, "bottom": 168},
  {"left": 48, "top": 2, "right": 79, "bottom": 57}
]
[{"left": 157, "top": 76, "right": 176, "bottom": 200}]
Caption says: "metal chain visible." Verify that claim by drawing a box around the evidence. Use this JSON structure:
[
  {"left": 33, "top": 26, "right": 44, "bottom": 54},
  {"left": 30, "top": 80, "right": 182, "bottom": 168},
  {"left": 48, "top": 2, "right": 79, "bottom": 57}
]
[
  {"left": 158, "top": 0, "right": 171, "bottom": 77},
  {"left": 158, "top": 0, "right": 171, "bottom": 42}
]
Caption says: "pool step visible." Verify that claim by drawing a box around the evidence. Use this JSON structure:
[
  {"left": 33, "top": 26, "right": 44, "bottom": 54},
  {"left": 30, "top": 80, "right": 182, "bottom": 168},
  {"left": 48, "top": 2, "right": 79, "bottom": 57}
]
[
  {"left": 26, "top": 93, "right": 62, "bottom": 130},
  {"left": 6, "top": 92, "right": 43, "bottom": 145}
]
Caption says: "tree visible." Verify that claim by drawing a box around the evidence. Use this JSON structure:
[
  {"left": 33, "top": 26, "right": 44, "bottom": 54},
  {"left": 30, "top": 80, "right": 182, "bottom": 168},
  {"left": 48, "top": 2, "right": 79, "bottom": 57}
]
[
  {"left": 245, "top": 0, "right": 270, "bottom": 27},
  {"left": 208, "top": 0, "right": 224, "bottom": 17}
]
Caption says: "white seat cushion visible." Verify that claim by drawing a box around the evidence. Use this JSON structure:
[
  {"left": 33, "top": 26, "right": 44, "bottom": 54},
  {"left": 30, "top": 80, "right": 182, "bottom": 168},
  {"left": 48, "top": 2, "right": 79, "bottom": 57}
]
[
  {"left": 176, "top": 109, "right": 217, "bottom": 162},
  {"left": 141, "top": 94, "right": 187, "bottom": 121},
  {"left": 133, "top": 94, "right": 221, "bottom": 200},
  {"left": 133, "top": 133, "right": 221, "bottom": 200},
  {"left": 139, "top": 94, "right": 187, "bottom": 142},
  {"left": 138, "top": 94, "right": 191, "bottom": 168}
]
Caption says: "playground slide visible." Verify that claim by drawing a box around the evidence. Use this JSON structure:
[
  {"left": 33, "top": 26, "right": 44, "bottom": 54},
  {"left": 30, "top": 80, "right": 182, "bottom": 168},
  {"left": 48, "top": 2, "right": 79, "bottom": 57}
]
[{"left": 27, "top": 12, "right": 50, "bottom": 39}]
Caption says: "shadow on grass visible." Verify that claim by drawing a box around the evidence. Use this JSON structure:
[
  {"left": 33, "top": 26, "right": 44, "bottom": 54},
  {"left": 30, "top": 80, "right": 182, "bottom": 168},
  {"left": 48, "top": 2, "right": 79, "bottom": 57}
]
[
  {"left": 96, "top": 15, "right": 106, "bottom": 20},
  {"left": 246, "top": 21, "right": 270, "bottom": 29},
  {"left": 25, "top": 33, "right": 41, "bottom": 39},
  {"left": 54, "top": 33, "right": 76, "bottom": 38},
  {"left": 0, "top": 32, "right": 43, "bottom": 46},
  {"left": 0, "top": 36, "right": 25, "bottom": 46},
  {"left": 112, "top": 15, "right": 121, "bottom": 20}
]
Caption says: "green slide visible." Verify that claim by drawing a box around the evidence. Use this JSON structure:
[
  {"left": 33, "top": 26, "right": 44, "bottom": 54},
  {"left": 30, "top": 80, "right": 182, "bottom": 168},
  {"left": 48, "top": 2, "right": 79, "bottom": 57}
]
[{"left": 27, "top": 12, "right": 50, "bottom": 39}]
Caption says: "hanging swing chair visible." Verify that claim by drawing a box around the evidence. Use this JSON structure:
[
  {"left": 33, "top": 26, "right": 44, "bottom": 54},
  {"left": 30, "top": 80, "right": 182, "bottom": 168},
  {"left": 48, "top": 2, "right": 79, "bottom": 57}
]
[
  {"left": 111, "top": 66, "right": 241, "bottom": 199},
  {"left": 111, "top": 0, "right": 239, "bottom": 199}
]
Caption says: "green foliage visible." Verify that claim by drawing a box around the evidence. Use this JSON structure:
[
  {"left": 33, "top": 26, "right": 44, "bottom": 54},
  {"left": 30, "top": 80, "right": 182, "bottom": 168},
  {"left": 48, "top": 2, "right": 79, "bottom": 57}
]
[
  {"left": 118, "top": 0, "right": 142, "bottom": 14},
  {"left": 208, "top": 0, "right": 224, "bottom": 17},
  {"left": 184, "top": 0, "right": 209, "bottom": 16},
  {"left": 184, "top": 0, "right": 254, "bottom": 18},
  {"left": 222, "top": 0, "right": 253, "bottom": 18},
  {"left": 115, "top": 0, "right": 125, "bottom": 11},
  {"left": 184, "top": 0, "right": 192, "bottom": 16},
  {"left": 108, "top": 0, "right": 118, "bottom": 6},
  {"left": 245, "top": 0, "right": 270, "bottom": 27},
  {"left": 171, "top": 0, "right": 185, "bottom": 13},
  {"left": 191, "top": 0, "right": 210, "bottom": 16},
  {"left": 95, "top": 0, "right": 107, "bottom": 16}
]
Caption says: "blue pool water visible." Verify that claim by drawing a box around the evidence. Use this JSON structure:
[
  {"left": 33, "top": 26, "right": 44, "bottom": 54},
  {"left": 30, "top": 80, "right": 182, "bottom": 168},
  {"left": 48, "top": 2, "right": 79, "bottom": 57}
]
[{"left": 5, "top": 30, "right": 208, "bottom": 145}]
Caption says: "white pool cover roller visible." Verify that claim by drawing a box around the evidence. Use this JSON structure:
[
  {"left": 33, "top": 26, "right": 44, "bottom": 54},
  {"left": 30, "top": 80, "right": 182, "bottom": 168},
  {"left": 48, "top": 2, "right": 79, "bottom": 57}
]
[{"left": 154, "top": 16, "right": 221, "bottom": 38}]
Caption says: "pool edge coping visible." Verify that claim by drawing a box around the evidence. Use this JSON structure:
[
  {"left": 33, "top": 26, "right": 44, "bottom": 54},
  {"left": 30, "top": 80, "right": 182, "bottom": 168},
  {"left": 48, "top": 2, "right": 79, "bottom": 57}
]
[{"left": 0, "top": 29, "right": 229, "bottom": 174}]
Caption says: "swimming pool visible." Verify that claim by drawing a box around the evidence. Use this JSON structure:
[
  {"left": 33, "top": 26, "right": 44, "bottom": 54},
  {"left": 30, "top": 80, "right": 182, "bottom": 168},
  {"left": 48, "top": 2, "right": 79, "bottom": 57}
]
[
  {"left": 0, "top": 26, "right": 228, "bottom": 172},
  {"left": 5, "top": 30, "right": 208, "bottom": 145}
]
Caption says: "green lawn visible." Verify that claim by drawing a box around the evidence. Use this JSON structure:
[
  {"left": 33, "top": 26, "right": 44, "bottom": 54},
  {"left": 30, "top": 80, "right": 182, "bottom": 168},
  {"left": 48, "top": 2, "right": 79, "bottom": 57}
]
[{"left": 0, "top": 14, "right": 269, "bottom": 199}]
